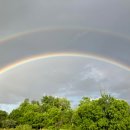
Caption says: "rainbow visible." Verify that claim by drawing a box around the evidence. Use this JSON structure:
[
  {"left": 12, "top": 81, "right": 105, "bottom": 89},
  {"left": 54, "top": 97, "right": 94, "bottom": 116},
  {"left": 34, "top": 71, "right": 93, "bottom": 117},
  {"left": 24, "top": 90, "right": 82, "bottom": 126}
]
[
  {"left": 0, "top": 52, "right": 130, "bottom": 75},
  {"left": 0, "top": 27, "right": 130, "bottom": 43},
  {"left": 0, "top": 28, "right": 130, "bottom": 74}
]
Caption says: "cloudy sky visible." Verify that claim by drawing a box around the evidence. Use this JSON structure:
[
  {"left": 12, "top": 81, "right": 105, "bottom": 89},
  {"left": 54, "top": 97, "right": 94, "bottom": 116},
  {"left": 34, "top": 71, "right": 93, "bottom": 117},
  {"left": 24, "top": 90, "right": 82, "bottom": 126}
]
[{"left": 0, "top": 0, "right": 130, "bottom": 112}]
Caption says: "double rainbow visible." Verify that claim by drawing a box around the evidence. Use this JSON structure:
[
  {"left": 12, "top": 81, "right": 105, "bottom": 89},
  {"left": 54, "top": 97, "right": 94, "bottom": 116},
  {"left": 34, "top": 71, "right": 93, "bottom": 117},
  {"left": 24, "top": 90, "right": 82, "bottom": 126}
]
[{"left": 0, "top": 28, "right": 130, "bottom": 74}]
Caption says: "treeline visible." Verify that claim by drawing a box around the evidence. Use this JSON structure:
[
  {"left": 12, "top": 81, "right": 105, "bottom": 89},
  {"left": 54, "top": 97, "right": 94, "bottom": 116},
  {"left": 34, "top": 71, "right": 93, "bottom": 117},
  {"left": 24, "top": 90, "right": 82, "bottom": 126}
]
[{"left": 0, "top": 94, "right": 130, "bottom": 130}]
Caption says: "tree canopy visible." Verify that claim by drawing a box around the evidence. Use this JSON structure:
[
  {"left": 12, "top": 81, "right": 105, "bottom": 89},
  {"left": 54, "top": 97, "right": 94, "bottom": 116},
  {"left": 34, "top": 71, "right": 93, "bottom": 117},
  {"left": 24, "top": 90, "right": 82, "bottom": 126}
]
[{"left": 0, "top": 94, "right": 130, "bottom": 130}]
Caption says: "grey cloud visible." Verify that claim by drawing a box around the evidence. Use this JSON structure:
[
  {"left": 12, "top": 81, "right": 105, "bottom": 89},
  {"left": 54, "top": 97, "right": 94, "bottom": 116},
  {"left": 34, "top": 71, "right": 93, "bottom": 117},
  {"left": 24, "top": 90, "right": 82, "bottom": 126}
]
[
  {"left": 0, "top": 57, "right": 130, "bottom": 105},
  {"left": 0, "top": 0, "right": 130, "bottom": 111},
  {"left": 0, "top": 0, "right": 130, "bottom": 37},
  {"left": 0, "top": 29, "right": 130, "bottom": 70},
  {"left": 80, "top": 65, "right": 105, "bottom": 82},
  {"left": 0, "top": 0, "right": 130, "bottom": 69}
]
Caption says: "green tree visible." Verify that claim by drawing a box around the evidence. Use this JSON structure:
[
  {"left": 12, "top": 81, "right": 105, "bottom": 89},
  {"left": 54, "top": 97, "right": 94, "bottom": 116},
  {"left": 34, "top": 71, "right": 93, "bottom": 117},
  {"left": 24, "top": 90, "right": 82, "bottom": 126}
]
[
  {"left": 0, "top": 110, "right": 8, "bottom": 127},
  {"left": 4, "top": 94, "right": 130, "bottom": 129},
  {"left": 72, "top": 94, "right": 130, "bottom": 130},
  {"left": 2, "top": 119, "right": 16, "bottom": 128},
  {"left": 41, "top": 96, "right": 72, "bottom": 129},
  {"left": 15, "top": 124, "right": 32, "bottom": 130}
]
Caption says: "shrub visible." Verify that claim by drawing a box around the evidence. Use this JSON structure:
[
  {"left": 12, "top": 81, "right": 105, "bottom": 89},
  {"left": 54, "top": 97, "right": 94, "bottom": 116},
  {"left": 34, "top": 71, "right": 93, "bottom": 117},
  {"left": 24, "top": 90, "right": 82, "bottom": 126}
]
[{"left": 15, "top": 124, "right": 32, "bottom": 130}]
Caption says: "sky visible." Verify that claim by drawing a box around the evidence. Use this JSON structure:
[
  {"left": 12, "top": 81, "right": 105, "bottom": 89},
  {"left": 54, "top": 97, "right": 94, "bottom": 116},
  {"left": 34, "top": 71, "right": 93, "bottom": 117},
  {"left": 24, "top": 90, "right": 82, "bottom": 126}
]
[{"left": 0, "top": 0, "right": 130, "bottom": 112}]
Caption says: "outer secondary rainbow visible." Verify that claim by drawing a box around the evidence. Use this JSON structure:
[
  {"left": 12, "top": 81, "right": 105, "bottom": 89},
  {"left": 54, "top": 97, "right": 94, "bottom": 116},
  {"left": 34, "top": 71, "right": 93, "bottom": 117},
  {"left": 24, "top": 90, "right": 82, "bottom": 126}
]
[
  {"left": 0, "top": 28, "right": 130, "bottom": 74},
  {"left": 0, "top": 27, "right": 130, "bottom": 43}
]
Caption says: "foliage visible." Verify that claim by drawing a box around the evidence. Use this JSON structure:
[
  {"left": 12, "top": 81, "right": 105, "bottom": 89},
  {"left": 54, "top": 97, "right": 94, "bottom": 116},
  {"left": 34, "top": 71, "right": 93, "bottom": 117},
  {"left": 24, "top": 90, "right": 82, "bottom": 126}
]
[
  {"left": 2, "top": 119, "right": 16, "bottom": 128},
  {"left": 0, "top": 110, "right": 8, "bottom": 127},
  {"left": 72, "top": 93, "right": 130, "bottom": 130},
  {"left": 0, "top": 94, "right": 130, "bottom": 129},
  {"left": 15, "top": 124, "right": 32, "bottom": 130}
]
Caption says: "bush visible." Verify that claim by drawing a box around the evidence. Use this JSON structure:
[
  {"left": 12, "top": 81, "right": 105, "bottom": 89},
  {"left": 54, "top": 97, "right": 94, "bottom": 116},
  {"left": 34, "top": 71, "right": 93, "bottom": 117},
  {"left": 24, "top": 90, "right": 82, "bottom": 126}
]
[
  {"left": 15, "top": 124, "right": 32, "bottom": 130},
  {"left": 2, "top": 119, "right": 16, "bottom": 128}
]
